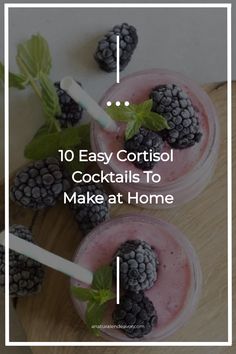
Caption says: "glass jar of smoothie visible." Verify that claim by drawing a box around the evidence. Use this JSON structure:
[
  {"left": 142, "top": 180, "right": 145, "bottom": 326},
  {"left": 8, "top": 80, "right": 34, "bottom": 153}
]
[
  {"left": 91, "top": 69, "right": 220, "bottom": 208},
  {"left": 71, "top": 214, "right": 202, "bottom": 341}
]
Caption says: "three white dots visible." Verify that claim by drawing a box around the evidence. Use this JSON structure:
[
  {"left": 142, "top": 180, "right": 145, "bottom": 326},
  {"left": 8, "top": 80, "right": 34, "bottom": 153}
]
[{"left": 106, "top": 100, "right": 129, "bottom": 107}]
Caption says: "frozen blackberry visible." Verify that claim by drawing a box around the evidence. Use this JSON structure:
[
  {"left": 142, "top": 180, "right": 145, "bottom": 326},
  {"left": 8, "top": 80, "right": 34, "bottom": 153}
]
[
  {"left": 112, "top": 291, "right": 157, "bottom": 338},
  {"left": 68, "top": 182, "right": 109, "bottom": 234},
  {"left": 54, "top": 81, "right": 83, "bottom": 128},
  {"left": 150, "top": 84, "right": 202, "bottom": 149},
  {"left": 11, "top": 157, "right": 70, "bottom": 209},
  {"left": 94, "top": 23, "right": 138, "bottom": 72},
  {"left": 125, "top": 127, "right": 164, "bottom": 170},
  {"left": 112, "top": 240, "right": 158, "bottom": 292},
  {"left": 0, "top": 225, "right": 44, "bottom": 297}
]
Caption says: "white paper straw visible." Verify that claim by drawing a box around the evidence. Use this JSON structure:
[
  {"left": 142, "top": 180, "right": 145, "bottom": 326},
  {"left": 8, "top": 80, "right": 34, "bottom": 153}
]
[
  {"left": 0, "top": 231, "right": 93, "bottom": 285},
  {"left": 60, "top": 77, "right": 117, "bottom": 132}
]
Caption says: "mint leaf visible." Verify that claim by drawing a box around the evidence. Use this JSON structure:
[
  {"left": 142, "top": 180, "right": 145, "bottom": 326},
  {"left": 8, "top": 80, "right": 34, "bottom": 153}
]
[
  {"left": 24, "top": 130, "right": 59, "bottom": 160},
  {"left": 86, "top": 302, "right": 106, "bottom": 335},
  {"left": 24, "top": 124, "right": 91, "bottom": 160},
  {"left": 106, "top": 102, "right": 135, "bottom": 122},
  {"left": 71, "top": 287, "right": 95, "bottom": 302},
  {"left": 39, "top": 72, "right": 61, "bottom": 124},
  {"left": 64, "top": 124, "right": 91, "bottom": 174},
  {"left": 33, "top": 124, "right": 51, "bottom": 138},
  {"left": 72, "top": 287, "right": 115, "bottom": 305},
  {"left": 13, "top": 34, "right": 59, "bottom": 130},
  {"left": 92, "top": 289, "right": 115, "bottom": 305},
  {"left": 142, "top": 112, "right": 169, "bottom": 131},
  {"left": 92, "top": 265, "right": 113, "bottom": 290},
  {"left": 72, "top": 264, "right": 115, "bottom": 336},
  {"left": 59, "top": 128, "right": 80, "bottom": 150},
  {"left": 16, "top": 34, "right": 51, "bottom": 78},
  {"left": 135, "top": 99, "right": 153, "bottom": 113},
  {"left": 75, "top": 123, "right": 91, "bottom": 151},
  {"left": 65, "top": 146, "right": 87, "bottom": 174},
  {"left": 106, "top": 99, "right": 169, "bottom": 140},
  {"left": 9, "top": 72, "right": 27, "bottom": 89},
  {"left": 125, "top": 119, "right": 142, "bottom": 140},
  {"left": 0, "top": 62, "right": 27, "bottom": 89}
]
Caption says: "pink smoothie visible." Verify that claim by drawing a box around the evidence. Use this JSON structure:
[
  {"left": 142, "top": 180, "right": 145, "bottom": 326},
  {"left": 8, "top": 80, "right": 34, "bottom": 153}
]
[
  {"left": 91, "top": 69, "right": 219, "bottom": 207},
  {"left": 71, "top": 215, "right": 202, "bottom": 341}
]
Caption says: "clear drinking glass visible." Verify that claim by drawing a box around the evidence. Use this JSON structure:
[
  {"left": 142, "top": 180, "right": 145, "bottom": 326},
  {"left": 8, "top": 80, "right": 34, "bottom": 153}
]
[
  {"left": 71, "top": 214, "right": 202, "bottom": 341},
  {"left": 91, "top": 69, "right": 220, "bottom": 208}
]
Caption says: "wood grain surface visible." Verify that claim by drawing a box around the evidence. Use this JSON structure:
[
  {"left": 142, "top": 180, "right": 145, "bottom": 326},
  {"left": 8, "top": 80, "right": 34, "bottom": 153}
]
[{"left": 1, "top": 82, "right": 235, "bottom": 354}]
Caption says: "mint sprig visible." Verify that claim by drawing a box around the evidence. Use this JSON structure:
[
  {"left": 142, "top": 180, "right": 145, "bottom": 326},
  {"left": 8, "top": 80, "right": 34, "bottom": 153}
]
[
  {"left": 16, "top": 33, "right": 51, "bottom": 79},
  {"left": 125, "top": 119, "right": 142, "bottom": 141},
  {"left": 24, "top": 123, "right": 90, "bottom": 161},
  {"left": 92, "top": 265, "right": 113, "bottom": 290},
  {"left": 63, "top": 124, "right": 91, "bottom": 174},
  {"left": 0, "top": 62, "right": 28, "bottom": 89},
  {"left": 72, "top": 265, "right": 115, "bottom": 336},
  {"left": 2, "top": 33, "right": 91, "bottom": 171},
  {"left": 1, "top": 34, "right": 61, "bottom": 134},
  {"left": 106, "top": 99, "right": 169, "bottom": 140},
  {"left": 15, "top": 34, "right": 61, "bottom": 132},
  {"left": 39, "top": 72, "right": 61, "bottom": 131}
]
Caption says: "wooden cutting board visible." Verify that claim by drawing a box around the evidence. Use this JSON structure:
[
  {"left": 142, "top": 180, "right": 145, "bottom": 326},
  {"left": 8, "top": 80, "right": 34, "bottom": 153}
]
[{"left": 0, "top": 82, "right": 235, "bottom": 354}]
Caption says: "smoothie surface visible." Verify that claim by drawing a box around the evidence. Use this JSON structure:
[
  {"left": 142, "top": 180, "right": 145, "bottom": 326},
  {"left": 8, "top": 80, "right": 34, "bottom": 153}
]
[
  {"left": 73, "top": 216, "right": 195, "bottom": 340},
  {"left": 94, "top": 70, "right": 212, "bottom": 186}
]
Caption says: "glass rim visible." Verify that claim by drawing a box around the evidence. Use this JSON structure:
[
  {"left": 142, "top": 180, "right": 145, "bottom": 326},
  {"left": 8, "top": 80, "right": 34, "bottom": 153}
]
[
  {"left": 92, "top": 68, "right": 220, "bottom": 191},
  {"left": 71, "top": 213, "right": 202, "bottom": 341}
]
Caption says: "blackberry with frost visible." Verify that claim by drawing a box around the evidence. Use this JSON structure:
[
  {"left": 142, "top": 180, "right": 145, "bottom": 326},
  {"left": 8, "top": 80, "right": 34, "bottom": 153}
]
[
  {"left": 0, "top": 225, "right": 44, "bottom": 297},
  {"left": 94, "top": 23, "right": 138, "bottom": 72},
  {"left": 11, "top": 157, "right": 70, "bottom": 209},
  {"left": 112, "top": 291, "right": 157, "bottom": 338},
  {"left": 112, "top": 240, "right": 158, "bottom": 292},
  {"left": 125, "top": 127, "right": 163, "bottom": 170},
  {"left": 54, "top": 81, "right": 83, "bottom": 128},
  {"left": 150, "top": 84, "right": 202, "bottom": 149},
  {"left": 68, "top": 182, "right": 109, "bottom": 234}
]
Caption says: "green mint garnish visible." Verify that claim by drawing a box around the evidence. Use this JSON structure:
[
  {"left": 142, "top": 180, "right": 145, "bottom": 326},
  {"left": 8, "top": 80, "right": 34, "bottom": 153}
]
[
  {"left": 91, "top": 264, "right": 113, "bottom": 290},
  {"left": 15, "top": 33, "right": 61, "bottom": 133},
  {"left": 63, "top": 124, "right": 91, "bottom": 174},
  {"left": 0, "top": 61, "right": 27, "bottom": 89},
  {"left": 24, "top": 123, "right": 90, "bottom": 161},
  {"left": 1, "top": 33, "right": 91, "bottom": 166},
  {"left": 1, "top": 34, "right": 52, "bottom": 92},
  {"left": 9, "top": 72, "right": 27, "bottom": 90},
  {"left": 16, "top": 33, "right": 51, "bottom": 79},
  {"left": 125, "top": 119, "right": 142, "bottom": 141},
  {"left": 1, "top": 34, "right": 61, "bottom": 134},
  {"left": 106, "top": 99, "right": 169, "bottom": 140},
  {"left": 85, "top": 302, "right": 106, "bottom": 335},
  {"left": 39, "top": 72, "right": 61, "bottom": 131},
  {"left": 72, "top": 265, "right": 115, "bottom": 336}
]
